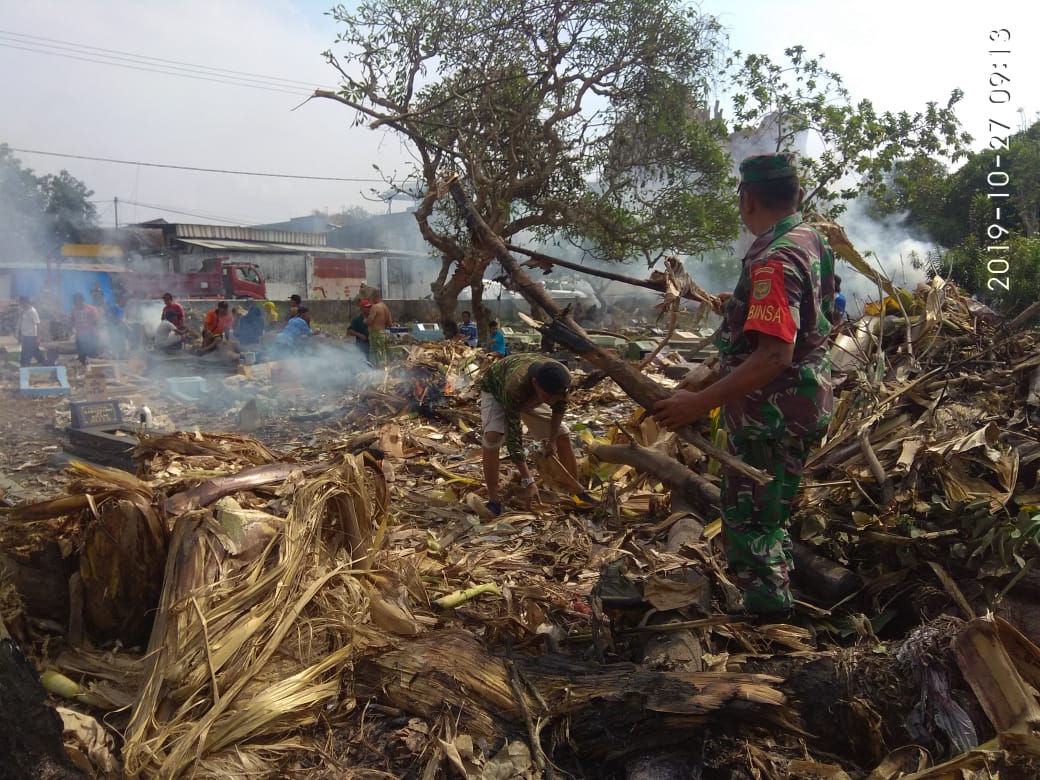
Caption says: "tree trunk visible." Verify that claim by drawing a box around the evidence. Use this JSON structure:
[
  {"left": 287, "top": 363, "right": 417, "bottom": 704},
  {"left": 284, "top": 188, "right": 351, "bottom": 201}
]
[
  {"left": 431, "top": 250, "right": 494, "bottom": 329},
  {"left": 506, "top": 243, "right": 717, "bottom": 309},
  {"left": 469, "top": 279, "right": 491, "bottom": 345},
  {"left": 351, "top": 628, "right": 955, "bottom": 773}
]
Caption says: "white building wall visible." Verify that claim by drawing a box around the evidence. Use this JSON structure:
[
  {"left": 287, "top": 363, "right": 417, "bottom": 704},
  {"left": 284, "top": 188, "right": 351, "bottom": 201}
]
[{"left": 364, "top": 253, "right": 441, "bottom": 301}]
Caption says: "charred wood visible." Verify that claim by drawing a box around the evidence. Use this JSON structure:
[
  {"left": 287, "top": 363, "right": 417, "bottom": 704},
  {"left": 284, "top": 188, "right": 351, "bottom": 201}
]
[{"left": 0, "top": 639, "right": 87, "bottom": 779}]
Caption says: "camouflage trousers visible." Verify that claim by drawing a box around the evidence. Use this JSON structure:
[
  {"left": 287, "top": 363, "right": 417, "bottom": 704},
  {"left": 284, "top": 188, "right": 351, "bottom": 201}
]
[
  {"left": 720, "top": 434, "right": 813, "bottom": 614},
  {"left": 368, "top": 329, "right": 393, "bottom": 368}
]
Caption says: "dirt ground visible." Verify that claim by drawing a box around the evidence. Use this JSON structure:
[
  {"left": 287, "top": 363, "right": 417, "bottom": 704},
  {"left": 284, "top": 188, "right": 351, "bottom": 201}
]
[
  {"left": 0, "top": 357, "right": 73, "bottom": 505},
  {"left": 0, "top": 341, "right": 347, "bottom": 506}
]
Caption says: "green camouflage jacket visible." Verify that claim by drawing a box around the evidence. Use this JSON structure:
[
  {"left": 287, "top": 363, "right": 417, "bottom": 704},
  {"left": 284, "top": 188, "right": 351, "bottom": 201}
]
[
  {"left": 715, "top": 212, "right": 834, "bottom": 440},
  {"left": 480, "top": 353, "right": 567, "bottom": 463}
]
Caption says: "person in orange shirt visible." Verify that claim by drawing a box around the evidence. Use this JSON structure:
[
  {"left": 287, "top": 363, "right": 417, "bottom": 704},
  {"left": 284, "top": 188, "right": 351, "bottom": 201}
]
[{"left": 200, "top": 301, "right": 234, "bottom": 352}]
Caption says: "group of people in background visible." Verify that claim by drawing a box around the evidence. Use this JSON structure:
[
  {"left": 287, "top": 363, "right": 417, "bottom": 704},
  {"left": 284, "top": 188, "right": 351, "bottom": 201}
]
[
  {"left": 435, "top": 309, "right": 507, "bottom": 357},
  {"left": 146, "top": 287, "right": 403, "bottom": 368},
  {"left": 15, "top": 281, "right": 526, "bottom": 372},
  {"left": 15, "top": 285, "right": 128, "bottom": 367},
  {"left": 153, "top": 292, "right": 309, "bottom": 360}
]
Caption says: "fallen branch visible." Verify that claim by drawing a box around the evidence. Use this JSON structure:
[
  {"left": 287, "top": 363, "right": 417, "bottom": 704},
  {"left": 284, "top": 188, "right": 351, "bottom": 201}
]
[
  {"left": 592, "top": 443, "right": 720, "bottom": 517},
  {"left": 446, "top": 178, "right": 769, "bottom": 486},
  {"left": 508, "top": 245, "right": 718, "bottom": 309},
  {"left": 164, "top": 462, "right": 324, "bottom": 516},
  {"left": 858, "top": 424, "right": 895, "bottom": 508}
]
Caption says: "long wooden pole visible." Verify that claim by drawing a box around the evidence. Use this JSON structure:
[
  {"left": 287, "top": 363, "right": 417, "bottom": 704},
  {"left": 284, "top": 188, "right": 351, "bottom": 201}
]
[{"left": 446, "top": 178, "right": 769, "bottom": 484}]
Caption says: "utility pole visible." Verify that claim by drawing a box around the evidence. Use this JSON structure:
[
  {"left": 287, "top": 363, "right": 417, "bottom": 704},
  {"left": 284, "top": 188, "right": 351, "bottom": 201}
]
[{"left": 114, "top": 196, "right": 119, "bottom": 229}]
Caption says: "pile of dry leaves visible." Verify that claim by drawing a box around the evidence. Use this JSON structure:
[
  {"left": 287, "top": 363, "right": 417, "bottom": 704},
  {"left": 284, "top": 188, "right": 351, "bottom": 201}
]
[{"left": 3, "top": 262, "right": 1040, "bottom": 778}]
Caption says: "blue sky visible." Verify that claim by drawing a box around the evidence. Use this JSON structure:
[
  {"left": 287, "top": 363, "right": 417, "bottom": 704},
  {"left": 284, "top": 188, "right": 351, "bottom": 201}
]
[{"left": 1, "top": 0, "right": 1035, "bottom": 227}]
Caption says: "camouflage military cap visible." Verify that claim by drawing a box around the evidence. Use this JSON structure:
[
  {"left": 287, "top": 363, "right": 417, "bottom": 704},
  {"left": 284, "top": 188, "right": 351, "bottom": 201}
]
[{"left": 739, "top": 153, "right": 799, "bottom": 184}]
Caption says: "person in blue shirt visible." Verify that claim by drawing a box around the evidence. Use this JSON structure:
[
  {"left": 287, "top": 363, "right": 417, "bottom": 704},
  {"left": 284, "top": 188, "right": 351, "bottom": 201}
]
[
  {"left": 487, "top": 320, "right": 507, "bottom": 356},
  {"left": 458, "top": 310, "right": 479, "bottom": 347},
  {"left": 270, "top": 305, "right": 313, "bottom": 357},
  {"left": 831, "top": 275, "right": 846, "bottom": 326}
]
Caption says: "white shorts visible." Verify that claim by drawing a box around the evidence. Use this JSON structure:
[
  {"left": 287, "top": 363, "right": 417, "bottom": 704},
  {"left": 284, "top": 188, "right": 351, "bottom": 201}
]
[{"left": 479, "top": 391, "right": 569, "bottom": 448}]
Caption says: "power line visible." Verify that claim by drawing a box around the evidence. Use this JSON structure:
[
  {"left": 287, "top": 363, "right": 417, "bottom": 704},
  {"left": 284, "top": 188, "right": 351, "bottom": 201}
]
[
  {"left": 8, "top": 147, "right": 385, "bottom": 183},
  {"left": 0, "top": 40, "right": 307, "bottom": 96},
  {"left": 0, "top": 29, "right": 336, "bottom": 96},
  {"left": 0, "top": 29, "right": 324, "bottom": 89}
]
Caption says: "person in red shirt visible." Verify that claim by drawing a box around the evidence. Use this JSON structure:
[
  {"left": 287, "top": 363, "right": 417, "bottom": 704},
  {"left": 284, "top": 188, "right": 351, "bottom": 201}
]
[
  {"left": 160, "top": 292, "right": 185, "bottom": 330},
  {"left": 70, "top": 292, "right": 103, "bottom": 364}
]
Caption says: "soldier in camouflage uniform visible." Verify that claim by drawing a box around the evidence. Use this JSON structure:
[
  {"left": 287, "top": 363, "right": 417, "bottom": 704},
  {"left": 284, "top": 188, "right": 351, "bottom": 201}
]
[
  {"left": 479, "top": 354, "right": 579, "bottom": 516},
  {"left": 654, "top": 153, "right": 835, "bottom": 616}
]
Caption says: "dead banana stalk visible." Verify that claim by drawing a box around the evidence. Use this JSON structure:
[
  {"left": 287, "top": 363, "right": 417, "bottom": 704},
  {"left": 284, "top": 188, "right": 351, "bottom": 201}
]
[{"left": 433, "top": 583, "right": 501, "bottom": 610}]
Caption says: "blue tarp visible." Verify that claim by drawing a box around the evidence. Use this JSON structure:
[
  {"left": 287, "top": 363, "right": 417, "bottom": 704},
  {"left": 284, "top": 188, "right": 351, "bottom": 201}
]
[{"left": 13, "top": 268, "right": 115, "bottom": 312}]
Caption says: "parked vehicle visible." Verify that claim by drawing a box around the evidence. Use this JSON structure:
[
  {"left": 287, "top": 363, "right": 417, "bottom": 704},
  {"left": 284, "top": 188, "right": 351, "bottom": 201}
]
[{"left": 118, "top": 257, "right": 267, "bottom": 300}]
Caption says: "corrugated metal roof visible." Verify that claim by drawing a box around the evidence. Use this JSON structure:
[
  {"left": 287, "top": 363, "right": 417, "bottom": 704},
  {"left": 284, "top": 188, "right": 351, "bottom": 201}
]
[
  {"left": 176, "top": 238, "right": 395, "bottom": 256},
  {"left": 175, "top": 238, "right": 404, "bottom": 256},
  {"left": 172, "top": 224, "right": 328, "bottom": 246}
]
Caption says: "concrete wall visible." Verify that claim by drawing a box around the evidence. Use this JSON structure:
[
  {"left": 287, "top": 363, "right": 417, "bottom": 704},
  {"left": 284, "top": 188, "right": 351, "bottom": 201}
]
[
  {"left": 299, "top": 297, "right": 524, "bottom": 327},
  {"left": 382, "top": 254, "right": 441, "bottom": 300},
  {"left": 237, "top": 253, "right": 308, "bottom": 301}
]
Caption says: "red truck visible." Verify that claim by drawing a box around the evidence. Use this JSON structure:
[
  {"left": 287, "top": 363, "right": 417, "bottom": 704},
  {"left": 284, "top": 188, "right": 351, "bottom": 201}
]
[{"left": 118, "top": 257, "right": 267, "bottom": 300}]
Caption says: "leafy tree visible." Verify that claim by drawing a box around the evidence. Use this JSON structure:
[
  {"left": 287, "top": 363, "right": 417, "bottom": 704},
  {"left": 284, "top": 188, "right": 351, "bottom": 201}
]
[
  {"left": 1012, "top": 122, "right": 1040, "bottom": 237},
  {"left": 728, "top": 46, "right": 972, "bottom": 215},
  {"left": 0, "top": 144, "right": 98, "bottom": 258},
  {"left": 947, "top": 122, "right": 1040, "bottom": 241},
  {"left": 0, "top": 143, "right": 49, "bottom": 259},
  {"left": 870, "top": 120, "right": 1040, "bottom": 316},
  {"left": 877, "top": 123, "right": 1040, "bottom": 251},
  {"left": 868, "top": 156, "right": 964, "bottom": 247},
  {"left": 40, "top": 170, "right": 98, "bottom": 246},
  {"left": 929, "top": 234, "right": 1040, "bottom": 317},
  {"left": 319, "top": 0, "right": 737, "bottom": 323}
]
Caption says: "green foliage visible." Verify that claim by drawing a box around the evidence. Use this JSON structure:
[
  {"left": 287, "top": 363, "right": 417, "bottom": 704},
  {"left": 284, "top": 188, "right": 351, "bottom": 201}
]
[
  {"left": 875, "top": 121, "right": 1040, "bottom": 248},
  {"left": 728, "top": 46, "right": 972, "bottom": 216},
  {"left": 966, "top": 506, "right": 1040, "bottom": 579},
  {"left": 1, "top": 143, "right": 49, "bottom": 258},
  {"left": 932, "top": 233, "right": 1040, "bottom": 316},
  {"left": 875, "top": 121, "right": 1040, "bottom": 317},
  {"left": 40, "top": 170, "right": 98, "bottom": 245},
  {"left": 323, "top": 0, "right": 738, "bottom": 304},
  {"left": 0, "top": 144, "right": 98, "bottom": 258},
  {"left": 952, "top": 124, "right": 1040, "bottom": 241}
]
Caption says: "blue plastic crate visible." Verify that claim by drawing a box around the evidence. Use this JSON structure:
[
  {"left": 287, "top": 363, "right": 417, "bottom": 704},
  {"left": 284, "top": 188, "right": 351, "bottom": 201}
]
[
  {"left": 166, "top": 375, "right": 207, "bottom": 403},
  {"left": 19, "top": 366, "right": 71, "bottom": 397},
  {"left": 411, "top": 323, "right": 444, "bottom": 342}
]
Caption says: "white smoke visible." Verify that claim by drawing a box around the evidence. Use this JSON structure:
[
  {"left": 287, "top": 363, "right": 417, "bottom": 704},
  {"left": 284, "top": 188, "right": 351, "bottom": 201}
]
[{"left": 836, "top": 198, "right": 933, "bottom": 318}]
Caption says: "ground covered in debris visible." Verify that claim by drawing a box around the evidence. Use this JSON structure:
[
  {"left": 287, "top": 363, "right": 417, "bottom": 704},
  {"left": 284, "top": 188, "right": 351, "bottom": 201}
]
[{"left": 4, "top": 274, "right": 1040, "bottom": 779}]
